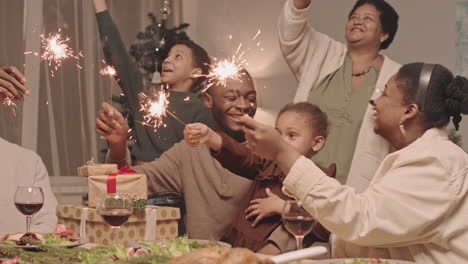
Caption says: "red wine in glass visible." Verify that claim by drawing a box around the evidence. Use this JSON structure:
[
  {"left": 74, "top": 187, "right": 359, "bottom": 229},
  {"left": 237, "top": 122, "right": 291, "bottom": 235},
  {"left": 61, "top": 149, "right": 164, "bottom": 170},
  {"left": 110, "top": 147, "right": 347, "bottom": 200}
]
[
  {"left": 14, "top": 186, "right": 44, "bottom": 233},
  {"left": 100, "top": 209, "right": 132, "bottom": 229},
  {"left": 97, "top": 193, "right": 134, "bottom": 239},
  {"left": 15, "top": 202, "right": 44, "bottom": 216}
]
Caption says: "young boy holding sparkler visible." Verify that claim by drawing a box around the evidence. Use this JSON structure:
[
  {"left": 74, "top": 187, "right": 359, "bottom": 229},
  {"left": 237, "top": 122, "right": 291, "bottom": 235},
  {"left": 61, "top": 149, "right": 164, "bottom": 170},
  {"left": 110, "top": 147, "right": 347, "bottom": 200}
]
[
  {"left": 93, "top": 0, "right": 213, "bottom": 165},
  {"left": 184, "top": 102, "right": 336, "bottom": 252}
]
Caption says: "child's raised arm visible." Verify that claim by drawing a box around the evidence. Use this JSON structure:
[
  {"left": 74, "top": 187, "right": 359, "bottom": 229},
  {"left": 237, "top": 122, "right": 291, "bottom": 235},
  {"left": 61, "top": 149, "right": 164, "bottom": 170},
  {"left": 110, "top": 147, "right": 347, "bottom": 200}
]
[{"left": 183, "top": 123, "right": 222, "bottom": 150}]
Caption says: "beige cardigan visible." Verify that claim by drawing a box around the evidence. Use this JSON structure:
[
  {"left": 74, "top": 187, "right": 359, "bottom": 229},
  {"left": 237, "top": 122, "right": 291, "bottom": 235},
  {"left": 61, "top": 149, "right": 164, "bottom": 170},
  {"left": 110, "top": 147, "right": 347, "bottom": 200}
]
[
  {"left": 278, "top": 0, "right": 401, "bottom": 192},
  {"left": 282, "top": 128, "right": 468, "bottom": 264}
]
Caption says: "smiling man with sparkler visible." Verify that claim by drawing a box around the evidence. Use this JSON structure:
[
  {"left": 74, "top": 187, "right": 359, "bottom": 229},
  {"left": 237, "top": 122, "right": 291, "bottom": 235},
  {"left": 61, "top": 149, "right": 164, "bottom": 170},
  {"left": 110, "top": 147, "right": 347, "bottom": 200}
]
[{"left": 97, "top": 69, "right": 260, "bottom": 243}]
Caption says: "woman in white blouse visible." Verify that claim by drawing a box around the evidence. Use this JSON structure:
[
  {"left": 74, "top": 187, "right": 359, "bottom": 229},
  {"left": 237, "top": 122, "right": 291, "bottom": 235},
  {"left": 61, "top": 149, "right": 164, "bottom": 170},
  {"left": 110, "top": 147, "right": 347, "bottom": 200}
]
[{"left": 238, "top": 63, "right": 468, "bottom": 264}]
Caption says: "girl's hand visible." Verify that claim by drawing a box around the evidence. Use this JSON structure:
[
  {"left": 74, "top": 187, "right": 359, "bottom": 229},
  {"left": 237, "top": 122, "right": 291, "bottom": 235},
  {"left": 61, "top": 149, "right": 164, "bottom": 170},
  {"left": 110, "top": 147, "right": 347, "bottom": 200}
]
[{"left": 245, "top": 188, "right": 286, "bottom": 227}]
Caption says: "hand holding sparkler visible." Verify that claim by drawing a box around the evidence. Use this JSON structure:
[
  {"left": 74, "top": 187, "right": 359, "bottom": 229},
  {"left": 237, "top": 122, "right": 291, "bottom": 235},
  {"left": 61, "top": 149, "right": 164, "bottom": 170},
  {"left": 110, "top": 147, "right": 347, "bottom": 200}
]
[
  {"left": 0, "top": 66, "right": 29, "bottom": 103},
  {"left": 96, "top": 102, "right": 130, "bottom": 145},
  {"left": 183, "top": 123, "right": 222, "bottom": 150}
]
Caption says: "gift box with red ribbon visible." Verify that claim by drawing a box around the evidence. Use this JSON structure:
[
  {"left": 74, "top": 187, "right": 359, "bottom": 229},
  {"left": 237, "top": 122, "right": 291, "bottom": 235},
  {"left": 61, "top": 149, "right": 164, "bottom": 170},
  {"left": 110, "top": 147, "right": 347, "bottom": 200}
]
[
  {"left": 77, "top": 159, "right": 118, "bottom": 177},
  {"left": 88, "top": 166, "right": 147, "bottom": 208}
]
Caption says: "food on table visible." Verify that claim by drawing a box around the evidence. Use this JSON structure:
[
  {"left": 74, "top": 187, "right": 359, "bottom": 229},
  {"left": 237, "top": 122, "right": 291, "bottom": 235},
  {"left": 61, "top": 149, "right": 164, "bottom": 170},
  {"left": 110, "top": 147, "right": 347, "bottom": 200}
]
[
  {"left": 0, "top": 224, "right": 80, "bottom": 247},
  {"left": 0, "top": 236, "right": 269, "bottom": 264},
  {"left": 53, "top": 224, "right": 80, "bottom": 241},
  {"left": 79, "top": 236, "right": 221, "bottom": 264},
  {"left": 0, "top": 256, "right": 19, "bottom": 264},
  {"left": 2, "top": 233, "right": 45, "bottom": 246},
  {"left": 17, "top": 233, "right": 44, "bottom": 246},
  {"left": 126, "top": 247, "right": 149, "bottom": 258},
  {"left": 138, "top": 237, "right": 217, "bottom": 256}
]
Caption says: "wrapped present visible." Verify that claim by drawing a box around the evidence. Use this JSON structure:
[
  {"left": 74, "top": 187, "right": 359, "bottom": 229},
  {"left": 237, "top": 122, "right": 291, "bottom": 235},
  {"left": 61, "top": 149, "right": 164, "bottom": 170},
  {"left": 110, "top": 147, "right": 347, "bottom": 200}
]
[
  {"left": 57, "top": 204, "right": 180, "bottom": 246},
  {"left": 78, "top": 159, "right": 118, "bottom": 177},
  {"left": 88, "top": 166, "right": 147, "bottom": 208}
]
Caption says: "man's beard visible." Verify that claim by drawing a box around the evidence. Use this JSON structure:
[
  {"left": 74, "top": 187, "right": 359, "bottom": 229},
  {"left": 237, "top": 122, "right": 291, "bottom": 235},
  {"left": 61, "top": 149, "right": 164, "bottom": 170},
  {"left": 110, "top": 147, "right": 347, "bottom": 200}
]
[{"left": 213, "top": 116, "right": 246, "bottom": 143}]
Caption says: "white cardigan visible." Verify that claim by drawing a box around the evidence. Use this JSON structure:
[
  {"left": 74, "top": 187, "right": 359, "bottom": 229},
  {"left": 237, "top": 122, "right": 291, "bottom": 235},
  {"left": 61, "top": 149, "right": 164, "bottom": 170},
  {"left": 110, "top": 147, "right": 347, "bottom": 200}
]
[
  {"left": 283, "top": 128, "right": 468, "bottom": 264},
  {"left": 278, "top": 0, "right": 401, "bottom": 192}
]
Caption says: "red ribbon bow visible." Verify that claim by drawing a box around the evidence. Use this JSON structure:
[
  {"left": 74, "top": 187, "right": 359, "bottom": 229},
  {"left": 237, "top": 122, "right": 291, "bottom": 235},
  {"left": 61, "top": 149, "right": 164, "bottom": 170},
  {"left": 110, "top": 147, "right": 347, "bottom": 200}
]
[{"left": 106, "top": 166, "right": 137, "bottom": 194}]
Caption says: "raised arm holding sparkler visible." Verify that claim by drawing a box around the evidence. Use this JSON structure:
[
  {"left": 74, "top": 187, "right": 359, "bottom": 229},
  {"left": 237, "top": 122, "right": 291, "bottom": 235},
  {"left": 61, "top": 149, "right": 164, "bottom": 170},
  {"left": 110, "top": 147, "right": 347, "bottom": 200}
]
[{"left": 93, "top": 0, "right": 213, "bottom": 165}]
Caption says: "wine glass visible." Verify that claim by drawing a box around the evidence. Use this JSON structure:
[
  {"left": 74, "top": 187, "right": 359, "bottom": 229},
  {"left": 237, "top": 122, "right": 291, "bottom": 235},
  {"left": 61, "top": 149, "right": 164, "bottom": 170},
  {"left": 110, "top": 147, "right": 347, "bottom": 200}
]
[
  {"left": 282, "top": 200, "right": 316, "bottom": 250},
  {"left": 97, "top": 193, "right": 133, "bottom": 229},
  {"left": 14, "top": 186, "right": 44, "bottom": 233}
]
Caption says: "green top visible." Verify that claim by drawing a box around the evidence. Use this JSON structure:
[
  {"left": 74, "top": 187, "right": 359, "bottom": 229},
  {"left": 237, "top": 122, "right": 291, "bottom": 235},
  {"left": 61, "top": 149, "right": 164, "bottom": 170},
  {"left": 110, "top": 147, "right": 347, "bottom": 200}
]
[
  {"left": 308, "top": 55, "right": 380, "bottom": 184},
  {"left": 96, "top": 11, "right": 213, "bottom": 163}
]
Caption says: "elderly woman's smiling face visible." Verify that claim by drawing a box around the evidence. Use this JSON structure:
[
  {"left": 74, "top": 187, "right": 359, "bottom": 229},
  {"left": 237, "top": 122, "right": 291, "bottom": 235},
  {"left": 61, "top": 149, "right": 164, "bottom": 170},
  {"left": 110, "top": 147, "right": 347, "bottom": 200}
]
[
  {"left": 371, "top": 75, "right": 408, "bottom": 140},
  {"left": 345, "top": 3, "right": 388, "bottom": 50}
]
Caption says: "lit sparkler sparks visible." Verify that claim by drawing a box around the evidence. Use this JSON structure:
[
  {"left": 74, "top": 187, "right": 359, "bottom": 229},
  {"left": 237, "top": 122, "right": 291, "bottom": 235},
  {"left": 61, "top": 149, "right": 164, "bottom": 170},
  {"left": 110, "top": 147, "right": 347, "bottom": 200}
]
[
  {"left": 204, "top": 55, "right": 246, "bottom": 92},
  {"left": 139, "top": 90, "right": 186, "bottom": 130},
  {"left": 252, "top": 29, "right": 261, "bottom": 40},
  {"left": 100, "top": 65, "right": 117, "bottom": 77},
  {"left": 140, "top": 91, "right": 169, "bottom": 130},
  {"left": 203, "top": 29, "right": 263, "bottom": 92},
  {"left": 1, "top": 96, "right": 18, "bottom": 115},
  {"left": 25, "top": 29, "right": 83, "bottom": 77}
]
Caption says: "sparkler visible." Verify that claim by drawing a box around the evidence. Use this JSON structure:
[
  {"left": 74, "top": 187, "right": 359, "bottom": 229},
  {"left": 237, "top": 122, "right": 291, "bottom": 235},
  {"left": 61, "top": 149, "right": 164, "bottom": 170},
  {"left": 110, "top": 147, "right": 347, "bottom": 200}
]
[
  {"left": 205, "top": 57, "right": 245, "bottom": 90},
  {"left": 1, "top": 96, "right": 18, "bottom": 115},
  {"left": 25, "top": 29, "right": 83, "bottom": 77},
  {"left": 99, "top": 65, "right": 117, "bottom": 77},
  {"left": 139, "top": 90, "right": 186, "bottom": 130},
  {"left": 204, "top": 29, "right": 262, "bottom": 92}
]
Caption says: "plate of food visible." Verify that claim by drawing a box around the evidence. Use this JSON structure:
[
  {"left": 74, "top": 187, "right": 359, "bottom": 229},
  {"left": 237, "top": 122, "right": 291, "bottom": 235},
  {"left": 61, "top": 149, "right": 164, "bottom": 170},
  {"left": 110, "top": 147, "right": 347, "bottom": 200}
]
[
  {"left": 314, "top": 258, "right": 416, "bottom": 264},
  {"left": 0, "top": 224, "right": 85, "bottom": 249}
]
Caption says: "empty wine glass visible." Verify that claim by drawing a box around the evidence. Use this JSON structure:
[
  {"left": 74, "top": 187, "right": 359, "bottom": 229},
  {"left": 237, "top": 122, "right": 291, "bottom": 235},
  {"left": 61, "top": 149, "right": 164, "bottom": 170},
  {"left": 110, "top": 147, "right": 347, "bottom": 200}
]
[
  {"left": 282, "top": 200, "right": 315, "bottom": 250},
  {"left": 97, "top": 193, "right": 133, "bottom": 229},
  {"left": 14, "top": 186, "right": 44, "bottom": 233}
]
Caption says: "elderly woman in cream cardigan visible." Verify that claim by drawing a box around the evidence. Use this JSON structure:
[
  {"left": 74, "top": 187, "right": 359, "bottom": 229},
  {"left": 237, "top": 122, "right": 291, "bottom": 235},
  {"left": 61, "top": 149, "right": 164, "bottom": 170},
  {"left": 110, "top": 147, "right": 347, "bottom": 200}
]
[{"left": 278, "top": 0, "right": 401, "bottom": 191}]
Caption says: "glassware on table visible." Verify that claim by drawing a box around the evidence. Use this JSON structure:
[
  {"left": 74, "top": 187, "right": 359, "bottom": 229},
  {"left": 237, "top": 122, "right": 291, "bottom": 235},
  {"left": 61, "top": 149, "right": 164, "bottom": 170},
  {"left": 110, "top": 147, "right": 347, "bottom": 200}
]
[
  {"left": 14, "top": 186, "right": 44, "bottom": 233},
  {"left": 97, "top": 193, "right": 134, "bottom": 229},
  {"left": 282, "top": 200, "right": 316, "bottom": 250}
]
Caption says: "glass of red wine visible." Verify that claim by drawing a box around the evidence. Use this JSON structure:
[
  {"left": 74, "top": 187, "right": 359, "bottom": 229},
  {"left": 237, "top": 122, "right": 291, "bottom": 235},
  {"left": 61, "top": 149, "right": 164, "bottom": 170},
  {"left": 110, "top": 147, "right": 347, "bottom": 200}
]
[
  {"left": 97, "top": 193, "right": 133, "bottom": 230},
  {"left": 282, "top": 200, "right": 316, "bottom": 250},
  {"left": 14, "top": 186, "right": 44, "bottom": 233}
]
